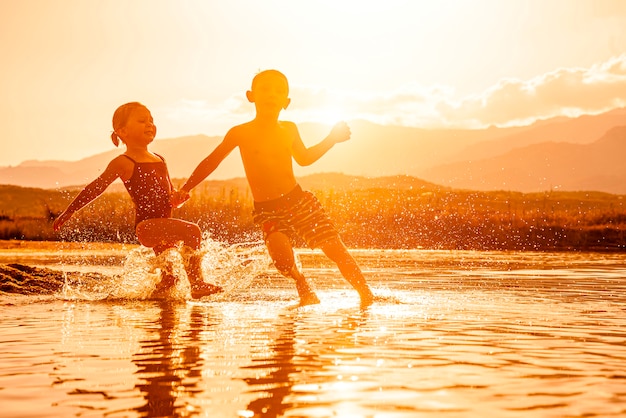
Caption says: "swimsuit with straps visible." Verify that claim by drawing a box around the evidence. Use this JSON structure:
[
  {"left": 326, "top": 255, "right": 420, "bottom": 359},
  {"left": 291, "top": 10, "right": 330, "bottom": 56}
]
[{"left": 121, "top": 154, "right": 173, "bottom": 226}]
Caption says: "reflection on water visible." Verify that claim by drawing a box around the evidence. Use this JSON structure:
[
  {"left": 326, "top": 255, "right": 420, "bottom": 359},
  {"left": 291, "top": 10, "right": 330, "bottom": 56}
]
[
  {"left": 242, "top": 311, "right": 299, "bottom": 417},
  {"left": 133, "top": 302, "right": 208, "bottom": 417},
  {"left": 1, "top": 247, "right": 626, "bottom": 417}
]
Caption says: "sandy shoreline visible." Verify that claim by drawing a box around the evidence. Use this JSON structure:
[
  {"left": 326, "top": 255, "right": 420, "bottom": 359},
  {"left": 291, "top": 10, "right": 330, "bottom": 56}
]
[
  {"left": 0, "top": 239, "right": 139, "bottom": 252},
  {"left": 0, "top": 240, "right": 134, "bottom": 277}
]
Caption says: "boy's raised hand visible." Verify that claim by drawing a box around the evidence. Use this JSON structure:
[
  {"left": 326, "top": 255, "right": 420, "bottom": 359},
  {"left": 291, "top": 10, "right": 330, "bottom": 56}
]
[{"left": 328, "top": 121, "right": 351, "bottom": 144}]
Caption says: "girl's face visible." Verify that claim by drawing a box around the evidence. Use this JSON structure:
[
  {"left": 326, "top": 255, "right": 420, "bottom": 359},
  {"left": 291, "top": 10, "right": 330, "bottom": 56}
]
[{"left": 121, "top": 107, "right": 156, "bottom": 145}]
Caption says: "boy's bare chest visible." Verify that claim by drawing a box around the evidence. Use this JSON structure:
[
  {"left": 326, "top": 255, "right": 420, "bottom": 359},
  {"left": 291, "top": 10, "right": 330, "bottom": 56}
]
[{"left": 239, "top": 130, "right": 292, "bottom": 160}]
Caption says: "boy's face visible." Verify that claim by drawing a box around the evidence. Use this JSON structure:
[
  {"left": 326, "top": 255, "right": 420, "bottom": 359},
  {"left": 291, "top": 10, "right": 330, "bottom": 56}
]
[{"left": 247, "top": 73, "right": 290, "bottom": 112}]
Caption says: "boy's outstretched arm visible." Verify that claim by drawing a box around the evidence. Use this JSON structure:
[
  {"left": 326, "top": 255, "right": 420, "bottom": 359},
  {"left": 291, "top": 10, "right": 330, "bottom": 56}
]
[
  {"left": 180, "top": 134, "right": 237, "bottom": 194},
  {"left": 292, "top": 121, "right": 351, "bottom": 166}
]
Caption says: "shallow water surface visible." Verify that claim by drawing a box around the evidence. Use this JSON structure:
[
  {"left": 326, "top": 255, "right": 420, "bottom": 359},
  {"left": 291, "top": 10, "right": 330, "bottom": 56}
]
[{"left": 1, "top": 243, "right": 625, "bottom": 417}]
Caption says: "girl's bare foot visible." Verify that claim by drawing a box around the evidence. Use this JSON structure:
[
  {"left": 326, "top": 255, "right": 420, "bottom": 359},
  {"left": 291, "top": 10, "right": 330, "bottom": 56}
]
[
  {"left": 151, "top": 273, "right": 177, "bottom": 299},
  {"left": 190, "top": 281, "right": 222, "bottom": 299}
]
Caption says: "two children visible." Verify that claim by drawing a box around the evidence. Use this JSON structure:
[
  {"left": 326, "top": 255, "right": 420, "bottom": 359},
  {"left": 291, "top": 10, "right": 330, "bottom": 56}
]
[
  {"left": 53, "top": 102, "right": 221, "bottom": 299},
  {"left": 56, "top": 71, "right": 374, "bottom": 306},
  {"left": 176, "top": 70, "right": 374, "bottom": 306}
]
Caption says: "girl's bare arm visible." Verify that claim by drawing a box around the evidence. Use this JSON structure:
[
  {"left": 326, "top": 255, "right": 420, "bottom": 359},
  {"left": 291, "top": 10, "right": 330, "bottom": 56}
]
[{"left": 53, "top": 158, "right": 125, "bottom": 230}]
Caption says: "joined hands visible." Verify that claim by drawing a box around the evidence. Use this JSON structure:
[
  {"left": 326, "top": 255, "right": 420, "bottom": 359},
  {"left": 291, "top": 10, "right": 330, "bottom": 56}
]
[{"left": 171, "top": 189, "right": 190, "bottom": 208}]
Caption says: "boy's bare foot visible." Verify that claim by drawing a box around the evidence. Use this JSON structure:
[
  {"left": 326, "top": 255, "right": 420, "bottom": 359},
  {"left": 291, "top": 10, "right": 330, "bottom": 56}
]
[
  {"left": 359, "top": 289, "right": 375, "bottom": 308},
  {"left": 291, "top": 269, "right": 320, "bottom": 306},
  {"left": 190, "top": 281, "right": 223, "bottom": 299},
  {"left": 299, "top": 291, "right": 321, "bottom": 306}
]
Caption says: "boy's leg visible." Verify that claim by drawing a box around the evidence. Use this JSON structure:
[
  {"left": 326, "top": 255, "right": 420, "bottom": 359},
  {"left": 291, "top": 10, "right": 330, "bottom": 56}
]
[
  {"left": 266, "top": 231, "right": 320, "bottom": 305},
  {"left": 319, "top": 237, "right": 374, "bottom": 306}
]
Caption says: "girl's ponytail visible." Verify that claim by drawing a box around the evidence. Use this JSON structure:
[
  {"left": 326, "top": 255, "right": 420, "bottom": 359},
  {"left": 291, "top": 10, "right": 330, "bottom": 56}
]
[{"left": 111, "top": 131, "right": 120, "bottom": 147}]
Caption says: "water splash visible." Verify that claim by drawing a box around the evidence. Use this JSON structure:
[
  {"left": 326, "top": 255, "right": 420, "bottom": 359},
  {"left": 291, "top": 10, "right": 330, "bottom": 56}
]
[
  {"left": 195, "top": 237, "right": 271, "bottom": 294},
  {"left": 60, "top": 236, "right": 271, "bottom": 301}
]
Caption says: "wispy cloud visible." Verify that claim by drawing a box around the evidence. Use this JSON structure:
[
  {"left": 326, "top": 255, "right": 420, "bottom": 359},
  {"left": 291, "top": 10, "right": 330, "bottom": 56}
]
[
  {"left": 437, "top": 54, "right": 626, "bottom": 127},
  {"left": 163, "top": 55, "right": 626, "bottom": 134},
  {"left": 301, "top": 54, "right": 626, "bottom": 128},
  {"left": 158, "top": 97, "right": 248, "bottom": 137}
]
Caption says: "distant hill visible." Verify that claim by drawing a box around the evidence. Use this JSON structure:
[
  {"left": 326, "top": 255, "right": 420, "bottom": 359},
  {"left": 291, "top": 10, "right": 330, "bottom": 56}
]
[
  {"left": 297, "top": 172, "right": 442, "bottom": 192},
  {"left": 1, "top": 108, "right": 626, "bottom": 193},
  {"left": 421, "top": 126, "right": 626, "bottom": 193},
  {"left": 0, "top": 122, "right": 525, "bottom": 189},
  {"left": 3, "top": 135, "right": 233, "bottom": 189},
  {"left": 295, "top": 119, "right": 531, "bottom": 178},
  {"left": 439, "top": 107, "right": 626, "bottom": 164}
]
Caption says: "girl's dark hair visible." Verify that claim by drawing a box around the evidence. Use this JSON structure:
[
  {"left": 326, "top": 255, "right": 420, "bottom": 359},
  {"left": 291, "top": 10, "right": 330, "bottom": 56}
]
[{"left": 110, "top": 102, "right": 146, "bottom": 147}]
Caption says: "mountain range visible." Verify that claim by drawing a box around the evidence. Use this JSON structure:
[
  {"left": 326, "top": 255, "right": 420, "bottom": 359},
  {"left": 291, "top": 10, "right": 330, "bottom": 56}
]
[
  {"left": 422, "top": 125, "right": 626, "bottom": 193},
  {"left": 1, "top": 107, "right": 625, "bottom": 193}
]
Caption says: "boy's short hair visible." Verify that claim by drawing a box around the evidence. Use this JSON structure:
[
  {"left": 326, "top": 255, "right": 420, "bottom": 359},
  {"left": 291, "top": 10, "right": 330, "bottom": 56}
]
[{"left": 252, "top": 69, "right": 289, "bottom": 91}]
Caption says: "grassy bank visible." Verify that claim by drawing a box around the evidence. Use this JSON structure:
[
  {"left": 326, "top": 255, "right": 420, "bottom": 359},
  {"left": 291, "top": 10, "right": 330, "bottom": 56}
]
[{"left": 1, "top": 176, "right": 624, "bottom": 252}]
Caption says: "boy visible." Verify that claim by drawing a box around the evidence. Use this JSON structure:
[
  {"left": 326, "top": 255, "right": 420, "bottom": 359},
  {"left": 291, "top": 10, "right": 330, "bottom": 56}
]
[{"left": 176, "top": 70, "right": 374, "bottom": 306}]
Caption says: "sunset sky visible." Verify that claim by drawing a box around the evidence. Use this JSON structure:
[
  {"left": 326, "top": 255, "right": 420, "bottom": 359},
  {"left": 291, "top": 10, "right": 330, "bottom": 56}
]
[{"left": 1, "top": 0, "right": 626, "bottom": 167}]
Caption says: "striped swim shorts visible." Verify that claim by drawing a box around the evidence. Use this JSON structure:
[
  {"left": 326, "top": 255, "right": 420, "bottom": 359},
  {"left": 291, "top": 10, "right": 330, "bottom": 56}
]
[{"left": 252, "top": 185, "right": 339, "bottom": 248}]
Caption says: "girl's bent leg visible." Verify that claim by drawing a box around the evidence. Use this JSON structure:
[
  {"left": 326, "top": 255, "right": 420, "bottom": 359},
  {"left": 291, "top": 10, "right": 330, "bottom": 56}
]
[
  {"left": 136, "top": 218, "right": 202, "bottom": 250},
  {"left": 151, "top": 271, "right": 177, "bottom": 299},
  {"left": 137, "top": 218, "right": 222, "bottom": 298},
  {"left": 184, "top": 251, "right": 222, "bottom": 298},
  {"left": 150, "top": 246, "right": 178, "bottom": 299}
]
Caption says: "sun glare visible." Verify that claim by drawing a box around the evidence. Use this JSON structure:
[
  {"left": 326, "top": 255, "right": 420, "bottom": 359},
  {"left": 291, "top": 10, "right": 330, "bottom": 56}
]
[{"left": 309, "top": 105, "right": 348, "bottom": 126}]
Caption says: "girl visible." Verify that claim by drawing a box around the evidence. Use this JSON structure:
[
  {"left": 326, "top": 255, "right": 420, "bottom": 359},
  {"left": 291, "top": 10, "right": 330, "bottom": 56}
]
[{"left": 53, "top": 102, "right": 221, "bottom": 299}]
